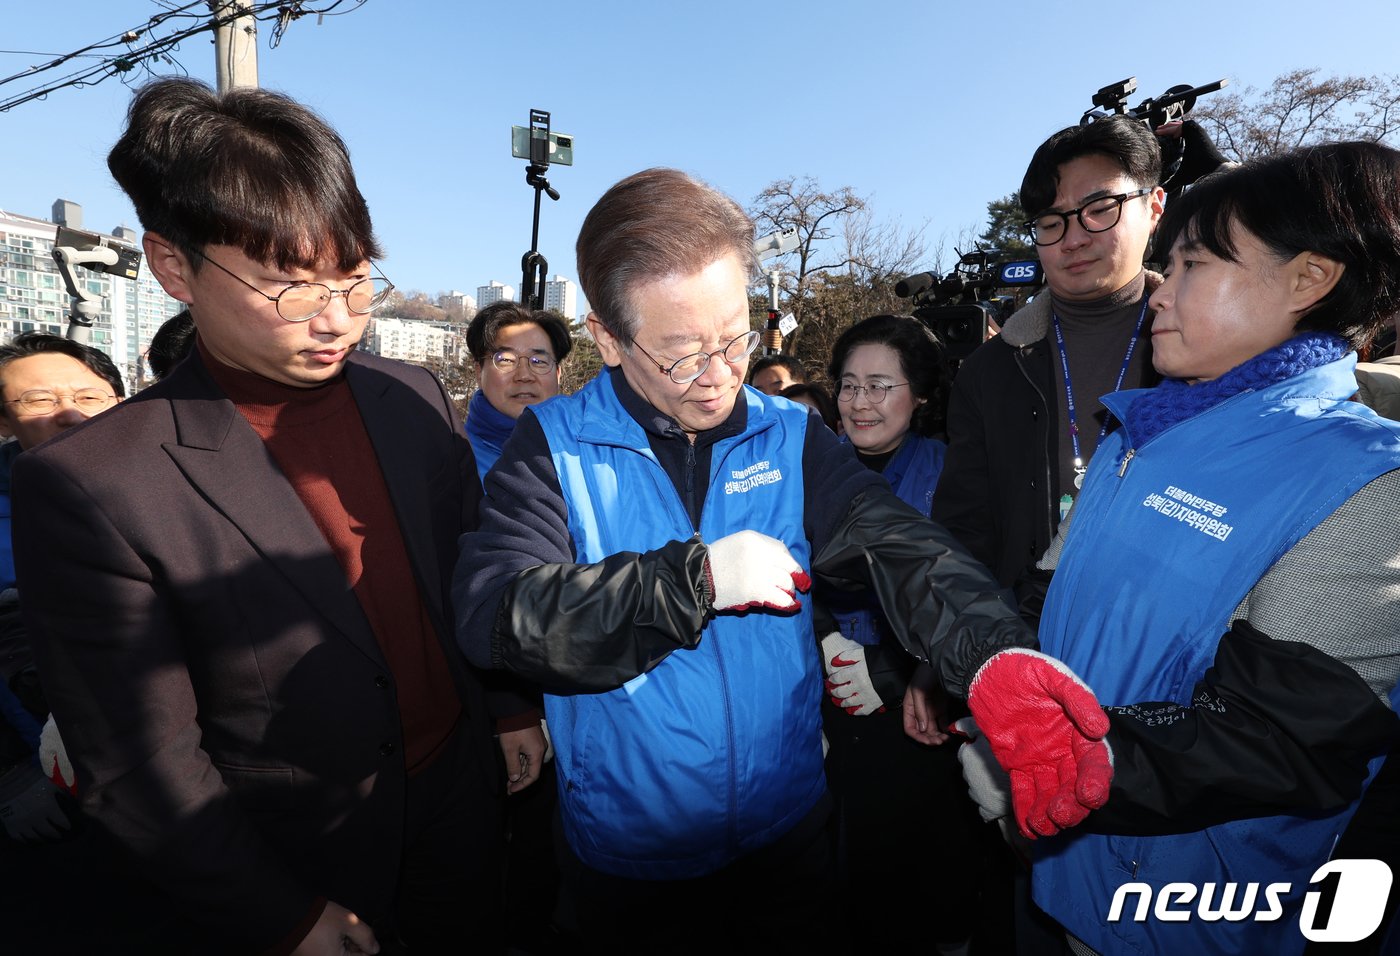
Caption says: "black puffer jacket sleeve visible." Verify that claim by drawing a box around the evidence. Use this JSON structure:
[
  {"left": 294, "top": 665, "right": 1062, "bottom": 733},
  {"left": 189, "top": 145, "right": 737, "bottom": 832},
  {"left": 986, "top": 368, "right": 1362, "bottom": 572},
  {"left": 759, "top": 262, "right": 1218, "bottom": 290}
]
[
  {"left": 490, "top": 539, "right": 710, "bottom": 693},
  {"left": 454, "top": 410, "right": 713, "bottom": 693},
  {"left": 811, "top": 488, "right": 1037, "bottom": 699},
  {"left": 1086, "top": 619, "right": 1400, "bottom": 836}
]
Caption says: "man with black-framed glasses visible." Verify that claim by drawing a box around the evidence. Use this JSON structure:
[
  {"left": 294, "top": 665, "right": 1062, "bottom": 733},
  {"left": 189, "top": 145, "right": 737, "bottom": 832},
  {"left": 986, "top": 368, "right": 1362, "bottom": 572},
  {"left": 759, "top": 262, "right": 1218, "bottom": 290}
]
[
  {"left": 930, "top": 115, "right": 1169, "bottom": 954},
  {"left": 453, "top": 168, "right": 1049, "bottom": 949},
  {"left": 12, "top": 78, "right": 514, "bottom": 955},
  {"left": 934, "top": 116, "right": 1169, "bottom": 595}
]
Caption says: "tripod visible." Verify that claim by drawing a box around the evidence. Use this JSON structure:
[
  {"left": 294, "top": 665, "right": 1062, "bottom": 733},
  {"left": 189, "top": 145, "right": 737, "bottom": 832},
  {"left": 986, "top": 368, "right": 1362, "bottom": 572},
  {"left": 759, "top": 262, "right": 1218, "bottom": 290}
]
[{"left": 519, "top": 110, "right": 560, "bottom": 311}]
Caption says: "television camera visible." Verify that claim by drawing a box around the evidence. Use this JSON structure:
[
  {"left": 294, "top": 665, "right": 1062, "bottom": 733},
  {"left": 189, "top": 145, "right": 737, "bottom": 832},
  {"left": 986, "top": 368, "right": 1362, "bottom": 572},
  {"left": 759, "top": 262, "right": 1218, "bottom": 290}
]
[
  {"left": 1081, "top": 76, "right": 1230, "bottom": 194},
  {"left": 896, "top": 249, "right": 1043, "bottom": 361},
  {"left": 1080, "top": 76, "right": 1227, "bottom": 129}
]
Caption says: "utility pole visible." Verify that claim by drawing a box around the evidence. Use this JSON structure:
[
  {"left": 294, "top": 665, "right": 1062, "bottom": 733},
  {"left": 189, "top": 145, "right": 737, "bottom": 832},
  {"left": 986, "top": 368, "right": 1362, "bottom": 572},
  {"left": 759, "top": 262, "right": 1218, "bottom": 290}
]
[{"left": 209, "top": 0, "right": 259, "bottom": 92}]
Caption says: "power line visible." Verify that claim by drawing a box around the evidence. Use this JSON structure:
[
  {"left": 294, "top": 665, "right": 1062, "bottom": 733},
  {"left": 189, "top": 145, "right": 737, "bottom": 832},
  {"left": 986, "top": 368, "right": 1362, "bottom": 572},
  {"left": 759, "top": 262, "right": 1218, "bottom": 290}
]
[{"left": 0, "top": 1, "right": 369, "bottom": 113}]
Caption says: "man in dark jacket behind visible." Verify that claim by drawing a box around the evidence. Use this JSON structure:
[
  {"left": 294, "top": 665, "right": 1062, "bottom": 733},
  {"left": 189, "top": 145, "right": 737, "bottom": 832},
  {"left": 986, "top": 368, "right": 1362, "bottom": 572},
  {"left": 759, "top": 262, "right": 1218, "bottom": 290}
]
[{"left": 932, "top": 117, "right": 1166, "bottom": 593}]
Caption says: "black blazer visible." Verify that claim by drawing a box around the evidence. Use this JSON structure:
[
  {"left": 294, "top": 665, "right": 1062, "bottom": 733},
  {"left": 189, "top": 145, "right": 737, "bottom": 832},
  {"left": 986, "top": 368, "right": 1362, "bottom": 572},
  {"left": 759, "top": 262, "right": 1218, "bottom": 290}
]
[{"left": 13, "top": 348, "right": 494, "bottom": 951}]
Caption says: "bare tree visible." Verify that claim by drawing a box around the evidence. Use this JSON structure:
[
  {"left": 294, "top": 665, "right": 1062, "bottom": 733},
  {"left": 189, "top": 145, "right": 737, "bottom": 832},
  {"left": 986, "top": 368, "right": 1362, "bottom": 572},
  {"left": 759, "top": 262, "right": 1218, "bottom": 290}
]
[
  {"left": 749, "top": 177, "right": 865, "bottom": 330},
  {"left": 782, "top": 203, "right": 929, "bottom": 381},
  {"left": 380, "top": 290, "right": 447, "bottom": 323},
  {"left": 1194, "top": 68, "right": 1400, "bottom": 162},
  {"left": 560, "top": 334, "right": 604, "bottom": 395}
]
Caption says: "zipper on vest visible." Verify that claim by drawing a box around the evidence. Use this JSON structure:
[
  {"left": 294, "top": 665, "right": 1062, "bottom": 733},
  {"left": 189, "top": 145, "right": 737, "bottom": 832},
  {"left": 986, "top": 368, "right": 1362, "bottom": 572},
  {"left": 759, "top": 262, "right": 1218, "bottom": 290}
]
[
  {"left": 684, "top": 440, "right": 697, "bottom": 531},
  {"left": 1117, "top": 448, "right": 1136, "bottom": 478}
]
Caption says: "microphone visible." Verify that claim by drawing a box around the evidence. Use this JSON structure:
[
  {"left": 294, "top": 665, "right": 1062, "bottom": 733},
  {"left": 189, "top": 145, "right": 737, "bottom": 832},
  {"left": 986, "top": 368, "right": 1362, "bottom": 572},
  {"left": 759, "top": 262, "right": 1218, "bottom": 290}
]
[{"left": 895, "top": 271, "right": 938, "bottom": 298}]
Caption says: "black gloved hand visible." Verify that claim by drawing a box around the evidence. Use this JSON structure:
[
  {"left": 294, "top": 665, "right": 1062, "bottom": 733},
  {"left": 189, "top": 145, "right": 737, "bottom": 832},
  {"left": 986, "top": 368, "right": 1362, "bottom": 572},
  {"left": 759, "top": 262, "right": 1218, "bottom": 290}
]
[
  {"left": 0, "top": 762, "right": 73, "bottom": 844},
  {"left": 1158, "top": 119, "right": 1231, "bottom": 194}
]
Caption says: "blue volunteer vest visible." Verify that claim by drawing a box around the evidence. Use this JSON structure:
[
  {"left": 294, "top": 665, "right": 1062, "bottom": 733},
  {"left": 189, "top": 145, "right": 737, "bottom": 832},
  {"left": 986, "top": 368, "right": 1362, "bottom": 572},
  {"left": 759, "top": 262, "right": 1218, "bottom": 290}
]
[
  {"left": 0, "top": 440, "right": 19, "bottom": 592},
  {"left": 830, "top": 433, "right": 945, "bottom": 646},
  {"left": 531, "top": 376, "right": 825, "bottom": 879},
  {"left": 1034, "top": 356, "right": 1400, "bottom": 955}
]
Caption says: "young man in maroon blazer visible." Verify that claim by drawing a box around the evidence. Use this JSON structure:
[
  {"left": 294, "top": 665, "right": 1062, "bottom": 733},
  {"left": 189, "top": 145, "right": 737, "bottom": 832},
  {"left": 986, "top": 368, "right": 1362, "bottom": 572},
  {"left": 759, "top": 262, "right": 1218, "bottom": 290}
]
[{"left": 12, "top": 78, "right": 532, "bottom": 955}]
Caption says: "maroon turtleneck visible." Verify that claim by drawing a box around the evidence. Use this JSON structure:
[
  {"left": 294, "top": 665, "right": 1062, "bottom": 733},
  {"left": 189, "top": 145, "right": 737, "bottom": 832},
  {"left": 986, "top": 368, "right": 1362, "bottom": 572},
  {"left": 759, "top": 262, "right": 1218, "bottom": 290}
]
[{"left": 197, "top": 339, "right": 460, "bottom": 775}]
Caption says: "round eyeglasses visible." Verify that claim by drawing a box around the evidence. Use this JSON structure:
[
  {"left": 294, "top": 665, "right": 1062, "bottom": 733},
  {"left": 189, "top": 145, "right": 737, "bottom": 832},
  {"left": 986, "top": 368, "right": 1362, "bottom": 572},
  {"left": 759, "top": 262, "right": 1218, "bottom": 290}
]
[
  {"left": 836, "top": 381, "right": 909, "bottom": 404},
  {"left": 627, "top": 329, "right": 761, "bottom": 385},
  {"left": 197, "top": 250, "right": 395, "bottom": 323},
  {"left": 1025, "top": 187, "right": 1154, "bottom": 247},
  {"left": 491, "top": 350, "right": 556, "bottom": 375},
  {"left": 5, "top": 388, "right": 116, "bottom": 414}
]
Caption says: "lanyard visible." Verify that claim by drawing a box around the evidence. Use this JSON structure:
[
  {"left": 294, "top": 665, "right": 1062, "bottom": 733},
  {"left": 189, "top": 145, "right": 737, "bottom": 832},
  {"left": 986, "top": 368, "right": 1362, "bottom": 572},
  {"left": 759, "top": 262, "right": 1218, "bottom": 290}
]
[{"left": 1051, "top": 297, "right": 1149, "bottom": 489}]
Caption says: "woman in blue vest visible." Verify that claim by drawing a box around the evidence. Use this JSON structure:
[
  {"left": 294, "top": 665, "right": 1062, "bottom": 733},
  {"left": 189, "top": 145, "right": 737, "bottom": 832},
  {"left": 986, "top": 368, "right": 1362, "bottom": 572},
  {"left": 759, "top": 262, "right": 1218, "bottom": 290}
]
[
  {"left": 464, "top": 300, "right": 573, "bottom": 481},
  {"left": 818, "top": 314, "right": 978, "bottom": 948},
  {"left": 1017, "top": 142, "right": 1400, "bottom": 954}
]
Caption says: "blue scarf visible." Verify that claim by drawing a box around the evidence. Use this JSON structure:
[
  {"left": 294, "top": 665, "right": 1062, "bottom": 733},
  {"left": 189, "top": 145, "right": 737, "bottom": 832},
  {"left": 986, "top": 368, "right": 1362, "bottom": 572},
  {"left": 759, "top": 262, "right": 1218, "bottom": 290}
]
[
  {"left": 1125, "top": 331, "right": 1350, "bottom": 445},
  {"left": 464, "top": 388, "right": 517, "bottom": 479}
]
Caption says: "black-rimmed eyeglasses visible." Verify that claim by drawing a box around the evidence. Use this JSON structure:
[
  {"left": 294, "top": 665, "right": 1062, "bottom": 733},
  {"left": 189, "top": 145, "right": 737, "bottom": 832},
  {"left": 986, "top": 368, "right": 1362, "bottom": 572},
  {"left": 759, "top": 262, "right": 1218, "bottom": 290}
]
[
  {"left": 197, "top": 251, "right": 395, "bottom": 323},
  {"left": 1024, "top": 187, "right": 1154, "bottom": 247},
  {"left": 625, "top": 329, "right": 761, "bottom": 385}
]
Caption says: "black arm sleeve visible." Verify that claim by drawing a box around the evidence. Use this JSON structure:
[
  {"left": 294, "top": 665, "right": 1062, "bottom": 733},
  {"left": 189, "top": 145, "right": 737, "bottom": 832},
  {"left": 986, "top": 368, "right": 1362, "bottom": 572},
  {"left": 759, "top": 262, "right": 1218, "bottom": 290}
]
[
  {"left": 929, "top": 359, "right": 999, "bottom": 574},
  {"left": 810, "top": 488, "right": 1037, "bottom": 699},
  {"left": 454, "top": 411, "right": 711, "bottom": 694},
  {"left": 490, "top": 539, "right": 709, "bottom": 693},
  {"left": 1087, "top": 619, "right": 1400, "bottom": 836}
]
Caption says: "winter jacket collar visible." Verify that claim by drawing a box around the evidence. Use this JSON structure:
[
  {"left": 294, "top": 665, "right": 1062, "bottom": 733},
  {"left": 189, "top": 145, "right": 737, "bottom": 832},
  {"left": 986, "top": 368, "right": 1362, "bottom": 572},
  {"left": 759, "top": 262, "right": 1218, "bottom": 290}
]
[
  {"left": 605, "top": 365, "right": 748, "bottom": 448},
  {"left": 999, "top": 271, "right": 1163, "bottom": 349}
]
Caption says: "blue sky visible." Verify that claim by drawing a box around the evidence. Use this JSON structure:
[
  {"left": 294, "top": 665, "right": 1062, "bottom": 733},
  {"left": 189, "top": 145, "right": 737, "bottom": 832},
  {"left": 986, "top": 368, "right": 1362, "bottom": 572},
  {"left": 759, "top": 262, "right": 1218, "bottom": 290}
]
[{"left": 6, "top": 0, "right": 1400, "bottom": 311}]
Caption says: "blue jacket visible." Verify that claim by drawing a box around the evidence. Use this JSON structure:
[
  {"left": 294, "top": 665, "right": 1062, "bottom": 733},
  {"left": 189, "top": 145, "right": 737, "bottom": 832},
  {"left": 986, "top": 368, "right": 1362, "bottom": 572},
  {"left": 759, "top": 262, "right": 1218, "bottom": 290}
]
[
  {"left": 831, "top": 434, "right": 945, "bottom": 646},
  {"left": 531, "top": 374, "right": 825, "bottom": 879},
  {"left": 1035, "top": 357, "right": 1400, "bottom": 955},
  {"left": 0, "top": 440, "right": 20, "bottom": 593},
  {"left": 463, "top": 388, "right": 515, "bottom": 483}
]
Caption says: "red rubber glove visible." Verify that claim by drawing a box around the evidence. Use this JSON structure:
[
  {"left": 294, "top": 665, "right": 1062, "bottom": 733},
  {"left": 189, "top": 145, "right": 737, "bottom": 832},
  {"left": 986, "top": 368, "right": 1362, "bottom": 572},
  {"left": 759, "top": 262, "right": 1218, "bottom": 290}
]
[
  {"left": 704, "top": 531, "right": 811, "bottom": 612},
  {"left": 967, "top": 648, "right": 1113, "bottom": 839}
]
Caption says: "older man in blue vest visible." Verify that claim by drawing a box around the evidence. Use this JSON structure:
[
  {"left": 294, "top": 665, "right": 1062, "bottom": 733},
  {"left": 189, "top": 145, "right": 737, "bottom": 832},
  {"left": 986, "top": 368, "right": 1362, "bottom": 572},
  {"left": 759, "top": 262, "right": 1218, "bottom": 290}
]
[{"left": 454, "top": 167, "right": 1107, "bottom": 949}]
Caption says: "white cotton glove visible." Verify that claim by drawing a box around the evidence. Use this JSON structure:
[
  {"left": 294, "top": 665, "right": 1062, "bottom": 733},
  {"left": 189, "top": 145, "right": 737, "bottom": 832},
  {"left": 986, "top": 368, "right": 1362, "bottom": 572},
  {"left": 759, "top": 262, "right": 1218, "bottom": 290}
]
[
  {"left": 704, "top": 531, "right": 810, "bottom": 612},
  {"left": 820, "top": 632, "right": 885, "bottom": 716},
  {"left": 39, "top": 715, "right": 75, "bottom": 794},
  {"left": 951, "top": 717, "right": 1011, "bottom": 822}
]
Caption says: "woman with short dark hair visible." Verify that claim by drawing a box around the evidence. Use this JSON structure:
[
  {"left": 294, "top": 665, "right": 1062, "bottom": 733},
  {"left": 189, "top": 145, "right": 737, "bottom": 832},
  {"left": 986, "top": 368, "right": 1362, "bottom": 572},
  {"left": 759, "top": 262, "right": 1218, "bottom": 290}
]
[
  {"left": 1010, "top": 141, "right": 1400, "bottom": 955},
  {"left": 815, "top": 313, "right": 973, "bottom": 949}
]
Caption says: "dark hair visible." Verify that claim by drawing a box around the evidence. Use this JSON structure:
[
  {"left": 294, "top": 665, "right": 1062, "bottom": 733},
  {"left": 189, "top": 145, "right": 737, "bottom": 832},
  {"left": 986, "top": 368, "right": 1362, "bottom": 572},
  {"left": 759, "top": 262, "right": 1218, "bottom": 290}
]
[
  {"left": 576, "top": 168, "right": 755, "bottom": 341},
  {"left": 1156, "top": 141, "right": 1400, "bottom": 351},
  {"left": 108, "top": 78, "right": 381, "bottom": 272},
  {"left": 1020, "top": 116, "right": 1163, "bottom": 216},
  {"left": 465, "top": 301, "right": 573, "bottom": 365},
  {"left": 748, "top": 354, "right": 807, "bottom": 386},
  {"left": 147, "top": 310, "right": 196, "bottom": 380},
  {"left": 779, "top": 382, "right": 838, "bottom": 432},
  {"left": 0, "top": 332, "right": 126, "bottom": 399},
  {"left": 828, "top": 314, "right": 949, "bottom": 437}
]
